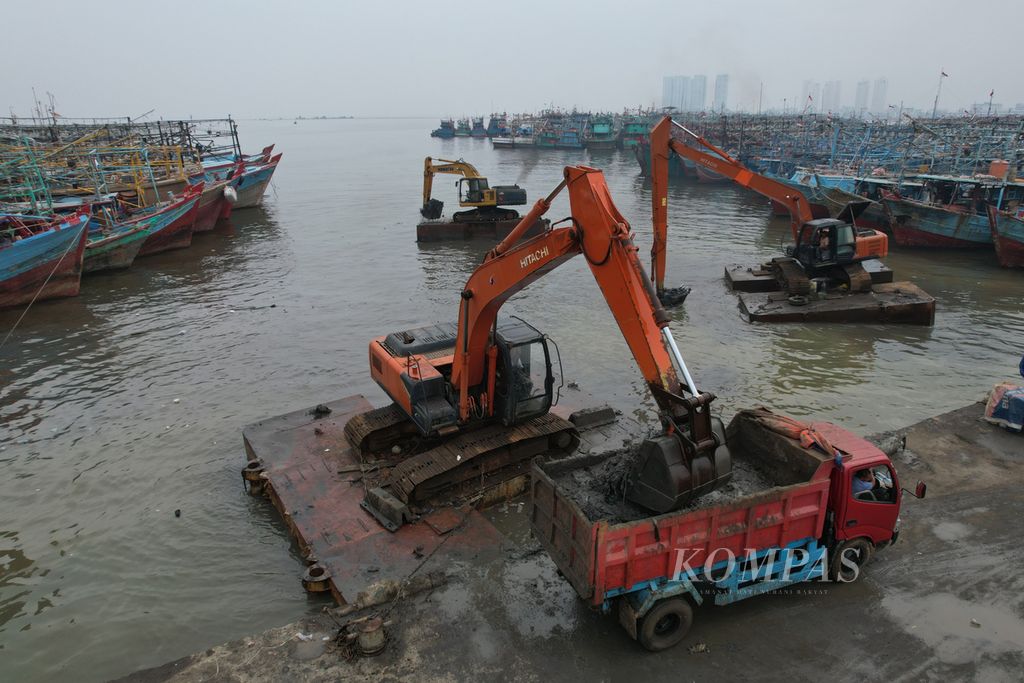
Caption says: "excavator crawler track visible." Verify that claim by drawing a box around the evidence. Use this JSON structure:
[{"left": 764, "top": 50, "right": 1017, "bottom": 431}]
[
  {"left": 386, "top": 412, "right": 579, "bottom": 506},
  {"left": 352, "top": 406, "right": 579, "bottom": 529},
  {"left": 839, "top": 263, "right": 873, "bottom": 293},
  {"left": 770, "top": 257, "right": 811, "bottom": 296},
  {"left": 344, "top": 403, "right": 426, "bottom": 457},
  {"left": 452, "top": 207, "right": 521, "bottom": 223}
]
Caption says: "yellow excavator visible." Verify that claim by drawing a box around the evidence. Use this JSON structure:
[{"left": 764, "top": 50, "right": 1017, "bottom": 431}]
[{"left": 420, "top": 157, "right": 528, "bottom": 222}]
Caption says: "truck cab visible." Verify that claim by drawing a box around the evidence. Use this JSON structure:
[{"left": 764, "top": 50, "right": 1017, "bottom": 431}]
[
  {"left": 832, "top": 455, "right": 903, "bottom": 545},
  {"left": 823, "top": 440, "right": 926, "bottom": 582}
]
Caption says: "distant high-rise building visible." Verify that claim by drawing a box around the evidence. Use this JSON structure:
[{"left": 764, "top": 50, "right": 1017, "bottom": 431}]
[
  {"left": 662, "top": 75, "right": 690, "bottom": 111},
  {"left": 855, "top": 80, "right": 870, "bottom": 114},
  {"left": 822, "top": 80, "right": 842, "bottom": 112},
  {"left": 713, "top": 74, "right": 729, "bottom": 111},
  {"left": 871, "top": 78, "right": 888, "bottom": 113},
  {"left": 690, "top": 75, "right": 707, "bottom": 111},
  {"left": 662, "top": 76, "right": 674, "bottom": 109},
  {"left": 801, "top": 80, "right": 821, "bottom": 112},
  {"left": 971, "top": 102, "right": 1004, "bottom": 115}
]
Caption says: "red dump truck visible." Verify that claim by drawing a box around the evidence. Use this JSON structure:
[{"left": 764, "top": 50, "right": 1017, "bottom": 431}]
[{"left": 530, "top": 408, "right": 926, "bottom": 651}]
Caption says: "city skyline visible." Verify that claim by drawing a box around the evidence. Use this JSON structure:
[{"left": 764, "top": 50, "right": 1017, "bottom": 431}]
[{"left": 659, "top": 71, "right": 1021, "bottom": 118}]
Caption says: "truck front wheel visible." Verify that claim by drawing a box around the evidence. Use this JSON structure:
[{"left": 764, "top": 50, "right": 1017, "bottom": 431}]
[
  {"left": 638, "top": 598, "right": 693, "bottom": 652},
  {"left": 830, "top": 538, "right": 874, "bottom": 583}
]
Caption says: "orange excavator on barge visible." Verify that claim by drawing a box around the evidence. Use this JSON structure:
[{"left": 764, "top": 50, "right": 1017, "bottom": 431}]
[
  {"left": 647, "top": 116, "right": 935, "bottom": 325},
  {"left": 352, "top": 165, "right": 732, "bottom": 528}
]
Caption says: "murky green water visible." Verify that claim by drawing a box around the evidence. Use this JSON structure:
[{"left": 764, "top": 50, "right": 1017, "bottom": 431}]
[{"left": 1, "top": 118, "right": 1021, "bottom": 681}]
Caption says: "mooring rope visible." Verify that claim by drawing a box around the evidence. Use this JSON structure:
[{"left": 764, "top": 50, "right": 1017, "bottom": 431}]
[{"left": 0, "top": 223, "right": 83, "bottom": 351}]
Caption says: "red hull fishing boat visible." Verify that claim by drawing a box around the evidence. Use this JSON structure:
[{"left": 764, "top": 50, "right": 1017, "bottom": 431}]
[
  {"left": 987, "top": 205, "right": 1024, "bottom": 268},
  {"left": 132, "top": 184, "right": 203, "bottom": 257},
  {"left": 1, "top": 209, "right": 90, "bottom": 309}
]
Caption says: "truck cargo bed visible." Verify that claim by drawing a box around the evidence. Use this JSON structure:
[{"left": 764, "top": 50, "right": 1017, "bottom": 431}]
[
  {"left": 547, "top": 448, "right": 777, "bottom": 524},
  {"left": 530, "top": 410, "right": 835, "bottom": 606}
]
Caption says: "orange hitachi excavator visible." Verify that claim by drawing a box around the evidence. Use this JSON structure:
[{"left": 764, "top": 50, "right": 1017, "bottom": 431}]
[
  {"left": 346, "top": 166, "right": 732, "bottom": 529},
  {"left": 648, "top": 116, "right": 889, "bottom": 295}
]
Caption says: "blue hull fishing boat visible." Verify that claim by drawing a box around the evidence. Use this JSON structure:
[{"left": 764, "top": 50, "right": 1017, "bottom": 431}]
[
  {"left": 431, "top": 120, "right": 455, "bottom": 139},
  {"left": 1, "top": 209, "right": 90, "bottom": 308}
]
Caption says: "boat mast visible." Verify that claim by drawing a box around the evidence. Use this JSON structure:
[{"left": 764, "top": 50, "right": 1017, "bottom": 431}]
[{"left": 931, "top": 70, "right": 947, "bottom": 119}]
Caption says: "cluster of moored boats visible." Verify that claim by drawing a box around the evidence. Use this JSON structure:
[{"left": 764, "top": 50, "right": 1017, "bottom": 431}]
[
  {"left": 430, "top": 110, "right": 652, "bottom": 151},
  {"left": 630, "top": 114, "right": 1024, "bottom": 270},
  {"left": 1, "top": 118, "right": 281, "bottom": 309}
]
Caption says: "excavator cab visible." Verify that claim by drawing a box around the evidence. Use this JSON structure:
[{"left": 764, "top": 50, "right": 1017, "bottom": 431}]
[
  {"left": 491, "top": 320, "right": 555, "bottom": 426},
  {"left": 790, "top": 219, "right": 857, "bottom": 268},
  {"left": 459, "top": 177, "right": 491, "bottom": 205}
]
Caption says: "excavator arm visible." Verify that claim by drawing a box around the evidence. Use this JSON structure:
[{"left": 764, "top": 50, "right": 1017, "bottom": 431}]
[
  {"left": 422, "top": 157, "right": 482, "bottom": 218},
  {"left": 451, "top": 166, "right": 694, "bottom": 417},
  {"left": 448, "top": 166, "right": 730, "bottom": 511},
  {"left": 648, "top": 116, "right": 818, "bottom": 294}
]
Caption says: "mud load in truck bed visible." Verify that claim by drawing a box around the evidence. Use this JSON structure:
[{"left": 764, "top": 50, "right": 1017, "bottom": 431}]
[
  {"left": 544, "top": 408, "right": 827, "bottom": 524},
  {"left": 529, "top": 408, "right": 835, "bottom": 605}
]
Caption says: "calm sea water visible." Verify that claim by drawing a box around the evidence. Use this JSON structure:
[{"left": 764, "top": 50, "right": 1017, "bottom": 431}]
[{"left": 1, "top": 118, "right": 1021, "bottom": 681}]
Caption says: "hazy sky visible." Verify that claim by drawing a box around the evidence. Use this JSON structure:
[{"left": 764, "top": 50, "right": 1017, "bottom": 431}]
[{"left": 4, "top": 0, "right": 1021, "bottom": 119}]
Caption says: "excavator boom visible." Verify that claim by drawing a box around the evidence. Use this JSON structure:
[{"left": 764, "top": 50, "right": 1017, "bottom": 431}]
[
  {"left": 649, "top": 117, "right": 817, "bottom": 295},
  {"left": 422, "top": 156, "right": 481, "bottom": 206},
  {"left": 451, "top": 166, "right": 689, "bottom": 409}
]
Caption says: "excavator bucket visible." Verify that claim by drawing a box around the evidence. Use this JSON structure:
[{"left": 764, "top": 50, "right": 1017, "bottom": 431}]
[
  {"left": 625, "top": 411, "right": 733, "bottom": 513},
  {"left": 421, "top": 198, "right": 444, "bottom": 219}
]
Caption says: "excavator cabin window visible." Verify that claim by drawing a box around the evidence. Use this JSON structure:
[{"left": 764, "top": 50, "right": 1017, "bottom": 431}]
[
  {"left": 796, "top": 221, "right": 856, "bottom": 266},
  {"left": 459, "top": 178, "right": 490, "bottom": 205},
  {"left": 492, "top": 322, "right": 554, "bottom": 427}
]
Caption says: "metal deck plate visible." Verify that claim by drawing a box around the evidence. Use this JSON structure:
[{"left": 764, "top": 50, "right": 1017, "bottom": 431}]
[{"left": 242, "top": 395, "right": 505, "bottom": 604}]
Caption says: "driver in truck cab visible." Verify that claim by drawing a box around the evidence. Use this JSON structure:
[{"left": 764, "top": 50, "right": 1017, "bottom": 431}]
[{"left": 852, "top": 468, "right": 875, "bottom": 495}]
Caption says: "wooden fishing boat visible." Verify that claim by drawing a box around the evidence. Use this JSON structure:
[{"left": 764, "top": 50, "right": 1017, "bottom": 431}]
[
  {"left": 132, "top": 184, "right": 203, "bottom": 257},
  {"left": 584, "top": 115, "right": 617, "bottom": 150},
  {"left": 986, "top": 205, "right": 1024, "bottom": 268},
  {"left": 880, "top": 174, "right": 1024, "bottom": 248},
  {"left": 191, "top": 169, "right": 242, "bottom": 233},
  {"left": 430, "top": 120, "right": 455, "bottom": 139},
  {"left": 83, "top": 222, "right": 149, "bottom": 273},
  {"left": 231, "top": 154, "right": 282, "bottom": 209},
  {"left": 882, "top": 196, "right": 992, "bottom": 248},
  {"left": 1, "top": 209, "right": 90, "bottom": 308},
  {"left": 202, "top": 144, "right": 275, "bottom": 173}
]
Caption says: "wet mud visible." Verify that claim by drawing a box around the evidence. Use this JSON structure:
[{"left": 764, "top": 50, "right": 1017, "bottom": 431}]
[{"left": 550, "top": 447, "right": 776, "bottom": 524}]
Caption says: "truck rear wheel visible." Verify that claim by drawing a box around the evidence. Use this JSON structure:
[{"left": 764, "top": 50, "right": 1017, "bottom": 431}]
[
  {"left": 830, "top": 538, "right": 874, "bottom": 583},
  {"left": 638, "top": 598, "right": 693, "bottom": 652}
]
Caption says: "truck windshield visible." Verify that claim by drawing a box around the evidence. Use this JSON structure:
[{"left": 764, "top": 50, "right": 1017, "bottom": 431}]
[{"left": 852, "top": 464, "right": 898, "bottom": 504}]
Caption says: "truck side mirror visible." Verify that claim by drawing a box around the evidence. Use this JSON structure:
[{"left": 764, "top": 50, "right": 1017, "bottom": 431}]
[{"left": 915, "top": 481, "right": 927, "bottom": 499}]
